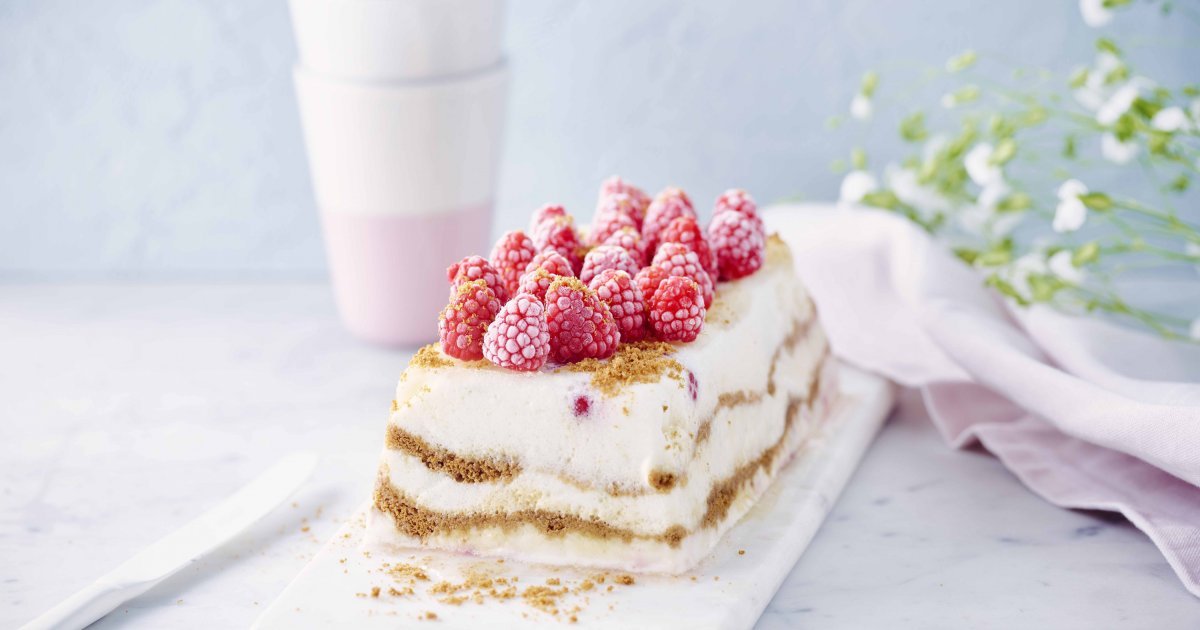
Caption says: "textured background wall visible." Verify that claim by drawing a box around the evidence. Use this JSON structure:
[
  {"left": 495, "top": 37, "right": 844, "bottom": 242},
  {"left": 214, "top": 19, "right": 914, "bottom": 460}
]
[{"left": 1, "top": 0, "right": 1195, "bottom": 279}]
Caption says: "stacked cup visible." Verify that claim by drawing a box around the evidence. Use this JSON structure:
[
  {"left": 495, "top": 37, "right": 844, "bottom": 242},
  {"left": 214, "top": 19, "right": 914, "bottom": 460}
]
[{"left": 289, "top": 0, "right": 508, "bottom": 346}]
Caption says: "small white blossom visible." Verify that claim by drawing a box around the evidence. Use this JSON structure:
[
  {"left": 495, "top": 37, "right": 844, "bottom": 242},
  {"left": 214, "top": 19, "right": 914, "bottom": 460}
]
[
  {"left": 1073, "top": 52, "right": 1123, "bottom": 112},
  {"left": 839, "top": 170, "right": 879, "bottom": 205},
  {"left": 964, "top": 143, "right": 1003, "bottom": 186},
  {"left": 1101, "top": 133, "right": 1139, "bottom": 164},
  {"left": 1151, "top": 106, "right": 1189, "bottom": 132},
  {"left": 850, "top": 94, "right": 873, "bottom": 120},
  {"left": 1049, "top": 250, "right": 1086, "bottom": 285},
  {"left": 1054, "top": 179, "right": 1089, "bottom": 233},
  {"left": 1187, "top": 242, "right": 1200, "bottom": 274},
  {"left": 1096, "top": 81, "right": 1141, "bottom": 125},
  {"left": 1079, "top": 0, "right": 1113, "bottom": 27},
  {"left": 1191, "top": 317, "right": 1200, "bottom": 341}
]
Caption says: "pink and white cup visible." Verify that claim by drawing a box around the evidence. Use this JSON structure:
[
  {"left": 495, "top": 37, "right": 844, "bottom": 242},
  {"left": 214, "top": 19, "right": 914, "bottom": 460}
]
[{"left": 288, "top": 0, "right": 508, "bottom": 346}]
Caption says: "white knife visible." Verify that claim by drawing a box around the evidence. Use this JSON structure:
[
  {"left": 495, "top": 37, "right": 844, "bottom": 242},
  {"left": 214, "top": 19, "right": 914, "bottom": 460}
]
[{"left": 20, "top": 452, "right": 319, "bottom": 630}]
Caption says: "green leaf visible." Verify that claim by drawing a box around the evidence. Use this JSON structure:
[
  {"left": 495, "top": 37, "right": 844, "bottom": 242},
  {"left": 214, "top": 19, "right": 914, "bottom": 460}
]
[
  {"left": 954, "top": 248, "right": 980, "bottom": 265},
  {"left": 1079, "top": 192, "right": 1113, "bottom": 211},
  {"left": 860, "top": 71, "right": 879, "bottom": 98},
  {"left": 1028, "top": 274, "right": 1065, "bottom": 303},
  {"left": 1063, "top": 134, "right": 1077, "bottom": 159},
  {"left": 1072, "top": 241, "right": 1100, "bottom": 266},
  {"left": 985, "top": 275, "right": 1029, "bottom": 306},
  {"left": 946, "top": 50, "right": 978, "bottom": 73},
  {"left": 1102, "top": 0, "right": 1131, "bottom": 7},
  {"left": 1095, "top": 38, "right": 1121, "bottom": 57},
  {"left": 989, "top": 138, "right": 1017, "bottom": 165},
  {"left": 1147, "top": 131, "right": 1171, "bottom": 156},
  {"left": 1021, "top": 106, "right": 1048, "bottom": 127},
  {"left": 1183, "top": 85, "right": 1200, "bottom": 98},
  {"left": 997, "top": 192, "right": 1032, "bottom": 212},
  {"left": 860, "top": 189, "right": 900, "bottom": 210},
  {"left": 1113, "top": 113, "right": 1136, "bottom": 141},
  {"left": 899, "top": 112, "right": 928, "bottom": 142},
  {"left": 1068, "top": 67, "right": 1089, "bottom": 90},
  {"left": 1168, "top": 174, "right": 1190, "bottom": 193},
  {"left": 1132, "top": 97, "right": 1163, "bottom": 119},
  {"left": 851, "top": 147, "right": 867, "bottom": 170},
  {"left": 947, "top": 84, "right": 980, "bottom": 107}
]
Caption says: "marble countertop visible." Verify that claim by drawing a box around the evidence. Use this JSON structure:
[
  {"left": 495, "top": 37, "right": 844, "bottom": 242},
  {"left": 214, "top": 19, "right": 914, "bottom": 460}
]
[{"left": 2, "top": 284, "right": 1197, "bottom": 629}]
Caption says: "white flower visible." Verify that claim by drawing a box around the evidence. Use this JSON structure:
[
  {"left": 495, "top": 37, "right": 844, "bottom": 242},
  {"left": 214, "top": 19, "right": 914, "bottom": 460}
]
[
  {"left": 1073, "top": 52, "right": 1123, "bottom": 112},
  {"left": 1079, "top": 0, "right": 1113, "bottom": 27},
  {"left": 1151, "top": 106, "right": 1189, "bottom": 132},
  {"left": 1096, "top": 81, "right": 1141, "bottom": 125},
  {"left": 964, "top": 143, "right": 1003, "bottom": 186},
  {"left": 1187, "top": 242, "right": 1200, "bottom": 274},
  {"left": 1101, "top": 133, "right": 1139, "bottom": 164},
  {"left": 1191, "top": 317, "right": 1200, "bottom": 341},
  {"left": 850, "top": 94, "right": 873, "bottom": 120},
  {"left": 839, "top": 170, "right": 878, "bottom": 204},
  {"left": 887, "top": 166, "right": 952, "bottom": 217},
  {"left": 1049, "top": 250, "right": 1086, "bottom": 285},
  {"left": 1054, "top": 179, "right": 1089, "bottom": 233}
]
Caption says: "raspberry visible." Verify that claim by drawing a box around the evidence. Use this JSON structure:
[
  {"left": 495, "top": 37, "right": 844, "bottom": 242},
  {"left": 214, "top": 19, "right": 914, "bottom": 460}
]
[
  {"left": 648, "top": 276, "right": 706, "bottom": 342},
  {"left": 714, "top": 188, "right": 757, "bottom": 217},
  {"left": 446, "top": 255, "right": 508, "bottom": 303},
  {"left": 533, "top": 216, "right": 585, "bottom": 274},
  {"left": 659, "top": 216, "right": 716, "bottom": 278},
  {"left": 600, "top": 226, "right": 647, "bottom": 265},
  {"left": 519, "top": 250, "right": 574, "bottom": 301},
  {"left": 544, "top": 276, "right": 619, "bottom": 362},
  {"left": 588, "top": 206, "right": 638, "bottom": 247},
  {"left": 579, "top": 244, "right": 641, "bottom": 285},
  {"left": 708, "top": 209, "right": 766, "bottom": 280},
  {"left": 530, "top": 203, "right": 567, "bottom": 233},
  {"left": 642, "top": 187, "right": 696, "bottom": 259},
  {"left": 483, "top": 292, "right": 551, "bottom": 371},
  {"left": 651, "top": 243, "right": 714, "bottom": 308},
  {"left": 598, "top": 177, "right": 650, "bottom": 227},
  {"left": 634, "top": 265, "right": 670, "bottom": 303},
  {"left": 438, "top": 280, "right": 502, "bottom": 360},
  {"left": 588, "top": 269, "right": 647, "bottom": 343},
  {"left": 489, "top": 230, "right": 537, "bottom": 298}
]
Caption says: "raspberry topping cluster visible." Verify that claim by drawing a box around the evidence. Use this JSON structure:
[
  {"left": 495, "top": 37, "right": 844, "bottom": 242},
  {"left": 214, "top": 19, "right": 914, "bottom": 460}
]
[{"left": 438, "top": 178, "right": 767, "bottom": 370}]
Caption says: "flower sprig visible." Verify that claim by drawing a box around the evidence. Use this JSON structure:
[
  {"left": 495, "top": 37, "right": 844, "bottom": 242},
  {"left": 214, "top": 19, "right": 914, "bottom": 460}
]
[{"left": 832, "top": 0, "right": 1200, "bottom": 341}]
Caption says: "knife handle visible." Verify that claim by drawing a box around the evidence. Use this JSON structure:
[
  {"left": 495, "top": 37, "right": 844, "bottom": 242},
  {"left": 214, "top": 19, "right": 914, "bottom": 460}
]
[{"left": 20, "top": 576, "right": 153, "bottom": 630}]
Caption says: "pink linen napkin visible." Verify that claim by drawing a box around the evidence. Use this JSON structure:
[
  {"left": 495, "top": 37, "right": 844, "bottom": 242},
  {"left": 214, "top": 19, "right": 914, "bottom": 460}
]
[{"left": 766, "top": 204, "right": 1200, "bottom": 597}]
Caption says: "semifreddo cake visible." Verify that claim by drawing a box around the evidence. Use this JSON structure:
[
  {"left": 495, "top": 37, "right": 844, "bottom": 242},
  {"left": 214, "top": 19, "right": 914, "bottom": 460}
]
[{"left": 365, "top": 180, "right": 838, "bottom": 573}]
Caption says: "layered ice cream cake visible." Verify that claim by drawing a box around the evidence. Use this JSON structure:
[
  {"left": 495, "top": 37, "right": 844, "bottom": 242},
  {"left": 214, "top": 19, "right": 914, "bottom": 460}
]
[{"left": 366, "top": 180, "right": 837, "bottom": 573}]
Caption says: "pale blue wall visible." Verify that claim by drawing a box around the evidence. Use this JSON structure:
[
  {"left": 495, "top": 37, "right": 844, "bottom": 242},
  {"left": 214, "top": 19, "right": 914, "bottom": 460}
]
[{"left": 0, "top": 0, "right": 1194, "bottom": 278}]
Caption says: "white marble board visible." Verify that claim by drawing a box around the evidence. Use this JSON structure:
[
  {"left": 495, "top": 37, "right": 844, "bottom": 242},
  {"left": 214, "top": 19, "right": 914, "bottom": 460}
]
[{"left": 253, "top": 363, "right": 895, "bottom": 629}]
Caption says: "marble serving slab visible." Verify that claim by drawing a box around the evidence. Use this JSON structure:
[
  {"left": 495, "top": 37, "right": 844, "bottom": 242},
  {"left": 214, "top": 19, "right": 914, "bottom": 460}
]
[{"left": 253, "top": 362, "right": 894, "bottom": 629}]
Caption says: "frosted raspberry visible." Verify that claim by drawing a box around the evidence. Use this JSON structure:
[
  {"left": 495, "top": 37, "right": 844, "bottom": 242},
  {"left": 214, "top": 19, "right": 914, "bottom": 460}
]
[
  {"left": 588, "top": 269, "right": 647, "bottom": 343},
  {"left": 634, "top": 265, "right": 670, "bottom": 303},
  {"left": 533, "top": 216, "right": 585, "bottom": 274},
  {"left": 544, "top": 277, "right": 619, "bottom": 362},
  {"left": 489, "top": 230, "right": 537, "bottom": 298},
  {"left": 438, "top": 280, "right": 502, "bottom": 360},
  {"left": 648, "top": 276, "right": 706, "bottom": 343},
  {"left": 579, "top": 245, "right": 641, "bottom": 285},
  {"left": 446, "top": 255, "right": 508, "bottom": 303},
  {"left": 588, "top": 206, "right": 638, "bottom": 247},
  {"left": 708, "top": 209, "right": 766, "bottom": 280},
  {"left": 518, "top": 250, "right": 574, "bottom": 301},
  {"left": 530, "top": 203, "right": 567, "bottom": 233},
  {"left": 600, "top": 226, "right": 647, "bottom": 266},
  {"left": 651, "top": 243, "right": 714, "bottom": 308},
  {"left": 642, "top": 187, "right": 696, "bottom": 259},
  {"left": 714, "top": 188, "right": 757, "bottom": 217},
  {"left": 483, "top": 292, "right": 551, "bottom": 371},
  {"left": 659, "top": 216, "right": 716, "bottom": 278},
  {"left": 598, "top": 176, "right": 651, "bottom": 227}
]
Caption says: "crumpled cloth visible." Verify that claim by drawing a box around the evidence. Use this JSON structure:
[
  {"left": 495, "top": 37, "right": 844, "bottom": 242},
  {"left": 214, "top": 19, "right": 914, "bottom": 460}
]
[{"left": 766, "top": 204, "right": 1200, "bottom": 597}]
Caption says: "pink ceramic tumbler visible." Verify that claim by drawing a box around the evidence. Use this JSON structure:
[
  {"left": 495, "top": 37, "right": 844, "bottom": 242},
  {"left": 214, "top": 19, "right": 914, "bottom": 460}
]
[{"left": 292, "top": 64, "right": 508, "bottom": 346}]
